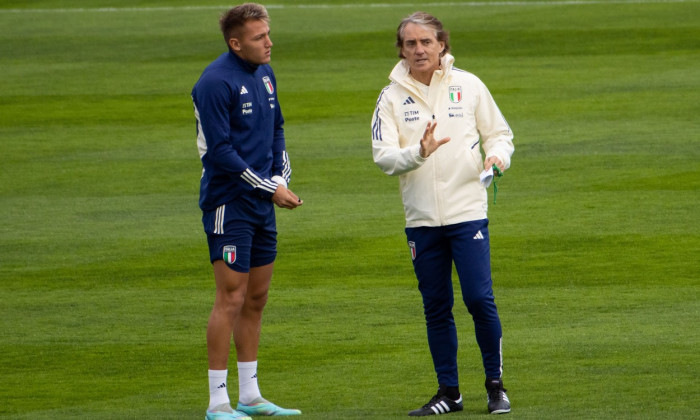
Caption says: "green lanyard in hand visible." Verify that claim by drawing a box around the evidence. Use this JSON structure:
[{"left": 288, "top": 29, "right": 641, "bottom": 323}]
[{"left": 492, "top": 164, "right": 503, "bottom": 204}]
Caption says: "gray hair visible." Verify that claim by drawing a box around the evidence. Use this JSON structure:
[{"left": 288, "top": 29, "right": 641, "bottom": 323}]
[{"left": 395, "top": 11, "right": 451, "bottom": 59}]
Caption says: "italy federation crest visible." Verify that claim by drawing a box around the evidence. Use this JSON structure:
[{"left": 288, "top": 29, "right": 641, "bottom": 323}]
[
  {"left": 449, "top": 86, "right": 462, "bottom": 103},
  {"left": 262, "top": 76, "right": 274, "bottom": 94},
  {"left": 408, "top": 241, "right": 417, "bottom": 261},
  {"left": 223, "top": 245, "right": 237, "bottom": 264}
]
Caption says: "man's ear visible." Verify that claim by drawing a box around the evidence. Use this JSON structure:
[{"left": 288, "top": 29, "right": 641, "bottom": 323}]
[{"left": 228, "top": 37, "right": 240, "bottom": 51}]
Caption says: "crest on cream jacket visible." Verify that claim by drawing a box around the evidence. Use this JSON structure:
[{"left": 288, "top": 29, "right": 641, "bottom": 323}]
[{"left": 372, "top": 54, "right": 514, "bottom": 228}]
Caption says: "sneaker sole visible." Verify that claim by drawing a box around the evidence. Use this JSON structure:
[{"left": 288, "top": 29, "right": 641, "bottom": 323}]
[{"left": 490, "top": 408, "right": 511, "bottom": 414}]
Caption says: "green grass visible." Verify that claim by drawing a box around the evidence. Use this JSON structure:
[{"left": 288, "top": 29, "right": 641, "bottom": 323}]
[{"left": 1, "top": 0, "right": 699, "bottom": 418}]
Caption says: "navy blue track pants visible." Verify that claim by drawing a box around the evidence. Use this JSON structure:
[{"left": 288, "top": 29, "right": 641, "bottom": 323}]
[{"left": 406, "top": 219, "right": 503, "bottom": 386}]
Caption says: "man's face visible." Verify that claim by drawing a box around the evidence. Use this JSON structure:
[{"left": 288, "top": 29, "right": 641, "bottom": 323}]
[
  {"left": 229, "top": 19, "right": 272, "bottom": 65},
  {"left": 400, "top": 23, "right": 445, "bottom": 83}
]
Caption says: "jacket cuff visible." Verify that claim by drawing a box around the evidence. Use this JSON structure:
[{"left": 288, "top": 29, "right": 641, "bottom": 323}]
[
  {"left": 271, "top": 175, "right": 288, "bottom": 189},
  {"left": 413, "top": 144, "right": 427, "bottom": 164},
  {"left": 486, "top": 152, "right": 510, "bottom": 170}
]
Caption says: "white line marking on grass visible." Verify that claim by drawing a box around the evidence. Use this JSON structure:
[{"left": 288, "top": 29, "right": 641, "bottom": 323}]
[{"left": 0, "top": 0, "right": 696, "bottom": 13}]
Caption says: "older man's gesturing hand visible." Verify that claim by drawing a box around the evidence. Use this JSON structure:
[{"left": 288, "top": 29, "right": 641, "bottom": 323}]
[{"left": 419, "top": 119, "right": 451, "bottom": 158}]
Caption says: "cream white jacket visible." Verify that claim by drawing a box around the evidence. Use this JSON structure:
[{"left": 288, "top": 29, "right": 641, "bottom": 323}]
[{"left": 372, "top": 54, "right": 514, "bottom": 228}]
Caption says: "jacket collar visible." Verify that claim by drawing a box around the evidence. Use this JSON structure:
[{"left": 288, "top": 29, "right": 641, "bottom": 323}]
[
  {"left": 389, "top": 53, "right": 455, "bottom": 88},
  {"left": 228, "top": 50, "right": 260, "bottom": 73}
]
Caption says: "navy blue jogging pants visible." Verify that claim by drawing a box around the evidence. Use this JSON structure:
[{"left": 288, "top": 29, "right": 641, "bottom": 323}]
[{"left": 406, "top": 219, "right": 503, "bottom": 386}]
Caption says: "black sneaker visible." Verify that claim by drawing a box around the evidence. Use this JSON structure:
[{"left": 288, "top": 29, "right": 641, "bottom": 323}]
[
  {"left": 408, "top": 388, "right": 463, "bottom": 416},
  {"left": 485, "top": 378, "right": 511, "bottom": 414}
]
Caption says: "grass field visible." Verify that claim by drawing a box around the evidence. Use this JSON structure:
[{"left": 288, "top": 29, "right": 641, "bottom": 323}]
[{"left": 1, "top": 0, "right": 698, "bottom": 418}]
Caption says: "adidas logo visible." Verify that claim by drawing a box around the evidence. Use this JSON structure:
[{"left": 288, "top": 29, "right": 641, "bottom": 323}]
[
  {"left": 428, "top": 396, "right": 462, "bottom": 415},
  {"left": 431, "top": 400, "right": 452, "bottom": 414},
  {"left": 473, "top": 230, "right": 484, "bottom": 240},
  {"left": 240, "top": 86, "right": 249, "bottom": 94},
  {"left": 403, "top": 96, "right": 416, "bottom": 105},
  {"left": 217, "top": 383, "right": 226, "bottom": 389}
]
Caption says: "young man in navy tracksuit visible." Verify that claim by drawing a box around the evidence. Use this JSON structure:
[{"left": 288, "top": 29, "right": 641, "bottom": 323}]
[{"left": 192, "top": 3, "right": 302, "bottom": 419}]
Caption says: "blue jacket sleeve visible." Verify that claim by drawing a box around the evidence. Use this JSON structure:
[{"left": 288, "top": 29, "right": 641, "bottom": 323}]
[{"left": 270, "top": 74, "right": 291, "bottom": 186}]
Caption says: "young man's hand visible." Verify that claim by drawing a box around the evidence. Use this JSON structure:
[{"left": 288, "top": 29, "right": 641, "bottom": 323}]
[{"left": 272, "top": 185, "right": 303, "bottom": 209}]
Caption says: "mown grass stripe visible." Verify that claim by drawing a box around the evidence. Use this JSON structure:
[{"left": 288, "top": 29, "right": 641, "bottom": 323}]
[{"left": 0, "top": 0, "right": 696, "bottom": 14}]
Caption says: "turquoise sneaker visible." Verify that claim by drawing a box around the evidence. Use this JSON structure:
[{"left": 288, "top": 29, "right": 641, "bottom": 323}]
[
  {"left": 237, "top": 398, "right": 302, "bottom": 416},
  {"left": 206, "top": 403, "right": 252, "bottom": 420}
]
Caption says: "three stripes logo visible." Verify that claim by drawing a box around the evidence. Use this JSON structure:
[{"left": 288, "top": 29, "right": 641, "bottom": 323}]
[
  {"left": 240, "top": 86, "right": 248, "bottom": 94},
  {"left": 473, "top": 230, "right": 485, "bottom": 240},
  {"left": 214, "top": 204, "right": 226, "bottom": 234},
  {"left": 431, "top": 400, "right": 452, "bottom": 415},
  {"left": 428, "top": 396, "right": 463, "bottom": 415},
  {"left": 403, "top": 96, "right": 416, "bottom": 105}
]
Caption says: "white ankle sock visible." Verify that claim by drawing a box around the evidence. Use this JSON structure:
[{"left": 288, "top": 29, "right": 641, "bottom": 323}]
[
  {"left": 237, "top": 361, "right": 262, "bottom": 404},
  {"left": 208, "top": 369, "right": 230, "bottom": 410}
]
